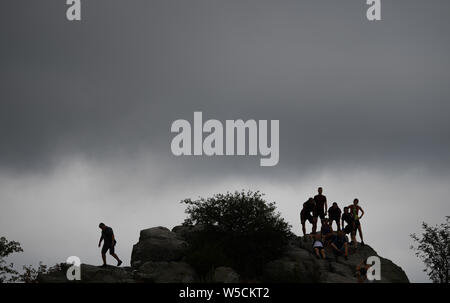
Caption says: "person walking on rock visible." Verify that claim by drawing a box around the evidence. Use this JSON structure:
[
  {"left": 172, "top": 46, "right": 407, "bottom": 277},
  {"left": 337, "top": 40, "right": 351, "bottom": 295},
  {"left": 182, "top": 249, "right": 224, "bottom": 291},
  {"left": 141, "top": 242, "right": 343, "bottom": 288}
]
[{"left": 98, "top": 222, "right": 122, "bottom": 267}]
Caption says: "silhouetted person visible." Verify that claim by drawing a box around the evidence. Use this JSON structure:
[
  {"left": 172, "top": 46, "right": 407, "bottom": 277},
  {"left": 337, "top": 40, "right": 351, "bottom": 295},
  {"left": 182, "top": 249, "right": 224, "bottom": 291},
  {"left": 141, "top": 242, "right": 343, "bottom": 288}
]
[
  {"left": 312, "top": 233, "right": 326, "bottom": 259},
  {"left": 328, "top": 202, "right": 342, "bottom": 231},
  {"left": 348, "top": 199, "right": 365, "bottom": 246},
  {"left": 98, "top": 223, "right": 122, "bottom": 267},
  {"left": 320, "top": 218, "right": 334, "bottom": 246},
  {"left": 341, "top": 206, "right": 357, "bottom": 248},
  {"left": 313, "top": 187, "right": 327, "bottom": 233},
  {"left": 356, "top": 259, "right": 372, "bottom": 283},
  {"left": 330, "top": 230, "right": 349, "bottom": 260},
  {"left": 300, "top": 198, "right": 316, "bottom": 238},
  {"left": 341, "top": 207, "right": 357, "bottom": 248}
]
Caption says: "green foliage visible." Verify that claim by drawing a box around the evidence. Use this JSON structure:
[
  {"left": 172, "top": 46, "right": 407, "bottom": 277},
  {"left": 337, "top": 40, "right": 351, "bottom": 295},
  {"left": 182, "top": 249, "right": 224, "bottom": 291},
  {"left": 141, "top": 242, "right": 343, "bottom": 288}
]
[
  {"left": 181, "top": 190, "right": 293, "bottom": 279},
  {"left": 11, "top": 262, "right": 62, "bottom": 283},
  {"left": 1, "top": 236, "right": 58, "bottom": 283},
  {"left": 0, "top": 236, "right": 23, "bottom": 283},
  {"left": 410, "top": 216, "right": 450, "bottom": 283}
]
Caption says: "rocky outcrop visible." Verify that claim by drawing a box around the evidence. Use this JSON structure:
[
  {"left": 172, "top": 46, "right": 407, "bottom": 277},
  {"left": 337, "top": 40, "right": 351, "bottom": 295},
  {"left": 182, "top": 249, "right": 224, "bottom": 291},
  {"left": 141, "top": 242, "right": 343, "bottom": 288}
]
[
  {"left": 130, "top": 226, "right": 188, "bottom": 268},
  {"left": 213, "top": 267, "right": 240, "bottom": 283},
  {"left": 38, "top": 264, "right": 135, "bottom": 283},
  {"left": 262, "top": 237, "right": 409, "bottom": 283},
  {"left": 39, "top": 225, "right": 409, "bottom": 283},
  {"left": 134, "top": 261, "right": 197, "bottom": 283}
]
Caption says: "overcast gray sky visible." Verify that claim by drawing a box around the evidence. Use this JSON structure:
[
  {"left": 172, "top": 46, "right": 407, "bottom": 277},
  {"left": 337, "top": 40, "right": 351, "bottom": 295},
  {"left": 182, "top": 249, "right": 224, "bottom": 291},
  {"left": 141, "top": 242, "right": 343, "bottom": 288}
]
[{"left": 1, "top": 0, "right": 449, "bottom": 282}]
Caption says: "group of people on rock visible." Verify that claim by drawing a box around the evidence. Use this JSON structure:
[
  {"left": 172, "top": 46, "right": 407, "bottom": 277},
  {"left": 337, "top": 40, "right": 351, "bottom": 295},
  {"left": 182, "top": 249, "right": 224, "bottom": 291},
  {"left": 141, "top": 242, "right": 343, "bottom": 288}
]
[{"left": 300, "top": 187, "right": 366, "bottom": 261}]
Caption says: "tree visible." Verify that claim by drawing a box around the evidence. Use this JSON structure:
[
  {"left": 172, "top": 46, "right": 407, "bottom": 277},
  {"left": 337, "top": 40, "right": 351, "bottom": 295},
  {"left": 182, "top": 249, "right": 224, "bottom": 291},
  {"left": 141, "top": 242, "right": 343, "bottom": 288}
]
[
  {"left": 181, "top": 190, "right": 292, "bottom": 279},
  {"left": 11, "top": 262, "right": 62, "bottom": 283},
  {"left": 410, "top": 216, "right": 450, "bottom": 283},
  {"left": 0, "top": 236, "right": 59, "bottom": 283},
  {"left": 0, "top": 236, "right": 23, "bottom": 283}
]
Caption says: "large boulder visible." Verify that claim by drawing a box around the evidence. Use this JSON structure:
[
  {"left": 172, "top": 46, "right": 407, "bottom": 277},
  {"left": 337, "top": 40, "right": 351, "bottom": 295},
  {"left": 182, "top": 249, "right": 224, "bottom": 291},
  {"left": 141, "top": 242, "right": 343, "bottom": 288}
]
[
  {"left": 323, "top": 272, "right": 356, "bottom": 283},
  {"left": 262, "top": 237, "right": 409, "bottom": 283},
  {"left": 171, "top": 225, "right": 193, "bottom": 240},
  {"left": 78, "top": 264, "right": 135, "bottom": 283},
  {"left": 262, "top": 243, "right": 322, "bottom": 282},
  {"left": 377, "top": 257, "right": 410, "bottom": 283},
  {"left": 38, "top": 264, "right": 135, "bottom": 283},
  {"left": 131, "top": 226, "right": 188, "bottom": 268},
  {"left": 213, "top": 267, "right": 240, "bottom": 283},
  {"left": 331, "top": 244, "right": 409, "bottom": 283},
  {"left": 171, "top": 224, "right": 206, "bottom": 241},
  {"left": 135, "top": 261, "right": 197, "bottom": 283}
]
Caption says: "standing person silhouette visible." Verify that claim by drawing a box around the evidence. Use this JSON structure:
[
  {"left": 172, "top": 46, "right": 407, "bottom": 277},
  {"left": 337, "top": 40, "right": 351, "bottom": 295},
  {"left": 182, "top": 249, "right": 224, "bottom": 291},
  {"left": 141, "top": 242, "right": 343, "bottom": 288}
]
[
  {"left": 313, "top": 187, "right": 327, "bottom": 233},
  {"left": 348, "top": 199, "right": 365, "bottom": 246},
  {"left": 328, "top": 202, "right": 342, "bottom": 231},
  {"left": 300, "top": 198, "right": 316, "bottom": 238},
  {"left": 98, "top": 223, "right": 122, "bottom": 267},
  {"left": 342, "top": 206, "right": 357, "bottom": 248}
]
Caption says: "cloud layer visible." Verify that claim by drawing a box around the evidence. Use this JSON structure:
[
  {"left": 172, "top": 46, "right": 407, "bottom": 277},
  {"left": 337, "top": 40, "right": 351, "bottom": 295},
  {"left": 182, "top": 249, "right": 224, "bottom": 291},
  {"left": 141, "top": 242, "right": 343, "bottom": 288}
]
[{"left": 1, "top": 0, "right": 450, "bottom": 282}]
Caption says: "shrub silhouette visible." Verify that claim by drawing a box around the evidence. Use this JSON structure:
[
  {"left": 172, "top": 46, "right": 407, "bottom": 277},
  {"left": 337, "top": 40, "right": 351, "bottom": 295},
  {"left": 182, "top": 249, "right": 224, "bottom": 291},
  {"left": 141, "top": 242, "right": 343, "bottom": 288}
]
[
  {"left": 410, "top": 216, "right": 450, "bottom": 283},
  {"left": 181, "top": 190, "right": 292, "bottom": 279},
  {"left": 0, "top": 236, "right": 23, "bottom": 283}
]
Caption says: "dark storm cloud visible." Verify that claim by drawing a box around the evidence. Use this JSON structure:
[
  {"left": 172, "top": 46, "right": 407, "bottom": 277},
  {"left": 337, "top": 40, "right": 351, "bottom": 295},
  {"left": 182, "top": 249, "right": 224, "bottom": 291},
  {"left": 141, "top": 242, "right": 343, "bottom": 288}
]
[
  {"left": 2, "top": 0, "right": 450, "bottom": 283},
  {"left": 1, "top": 0, "right": 450, "bottom": 176}
]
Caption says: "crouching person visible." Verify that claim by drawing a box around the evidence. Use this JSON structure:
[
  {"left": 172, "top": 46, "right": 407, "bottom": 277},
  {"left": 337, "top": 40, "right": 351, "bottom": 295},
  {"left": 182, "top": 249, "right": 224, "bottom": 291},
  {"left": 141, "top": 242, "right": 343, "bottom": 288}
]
[
  {"left": 330, "top": 230, "right": 349, "bottom": 261},
  {"left": 356, "top": 260, "right": 373, "bottom": 283}
]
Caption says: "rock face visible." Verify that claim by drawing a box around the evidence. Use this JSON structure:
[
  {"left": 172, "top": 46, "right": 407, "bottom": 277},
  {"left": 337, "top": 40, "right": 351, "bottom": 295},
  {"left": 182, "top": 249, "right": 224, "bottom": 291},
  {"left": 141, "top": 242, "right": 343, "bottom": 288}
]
[
  {"left": 135, "top": 261, "right": 197, "bottom": 283},
  {"left": 39, "top": 225, "right": 409, "bottom": 283},
  {"left": 262, "top": 237, "right": 409, "bottom": 283},
  {"left": 130, "top": 226, "right": 188, "bottom": 268},
  {"left": 38, "top": 264, "right": 135, "bottom": 283},
  {"left": 213, "top": 267, "right": 240, "bottom": 283}
]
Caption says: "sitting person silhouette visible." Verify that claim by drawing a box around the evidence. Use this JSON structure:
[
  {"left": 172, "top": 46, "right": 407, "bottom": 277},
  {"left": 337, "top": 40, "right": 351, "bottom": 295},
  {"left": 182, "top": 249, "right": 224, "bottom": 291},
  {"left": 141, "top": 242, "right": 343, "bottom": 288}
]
[
  {"left": 312, "top": 233, "right": 326, "bottom": 259},
  {"left": 320, "top": 218, "right": 334, "bottom": 246}
]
